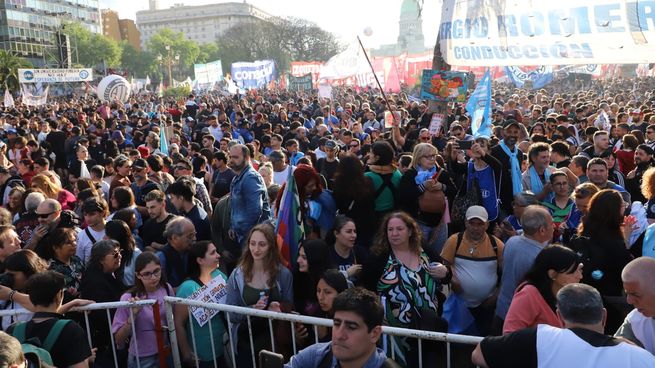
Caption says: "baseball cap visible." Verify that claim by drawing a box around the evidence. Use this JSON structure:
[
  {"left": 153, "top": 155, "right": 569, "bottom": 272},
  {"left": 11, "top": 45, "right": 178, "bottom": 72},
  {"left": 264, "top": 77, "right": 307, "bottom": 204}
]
[
  {"left": 324, "top": 140, "right": 338, "bottom": 150},
  {"left": 502, "top": 119, "right": 520, "bottom": 129},
  {"left": 131, "top": 158, "right": 149, "bottom": 169},
  {"left": 82, "top": 197, "right": 106, "bottom": 214},
  {"left": 465, "top": 206, "right": 488, "bottom": 222}
]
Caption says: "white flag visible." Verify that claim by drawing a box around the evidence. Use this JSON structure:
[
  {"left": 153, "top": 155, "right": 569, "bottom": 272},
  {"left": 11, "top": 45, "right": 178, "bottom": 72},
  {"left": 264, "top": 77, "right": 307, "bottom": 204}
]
[{"left": 3, "top": 90, "right": 14, "bottom": 108}]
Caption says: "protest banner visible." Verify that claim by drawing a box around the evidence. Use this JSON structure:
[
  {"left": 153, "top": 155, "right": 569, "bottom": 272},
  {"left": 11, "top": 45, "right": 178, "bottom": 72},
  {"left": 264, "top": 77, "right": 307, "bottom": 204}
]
[
  {"left": 439, "top": 0, "right": 655, "bottom": 66},
  {"left": 18, "top": 68, "right": 92, "bottom": 83},
  {"left": 189, "top": 274, "right": 229, "bottom": 327},
  {"left": 288, "top": 74, "right": 313, "bottom": 91},
  {"left": 194, "top": 60, "right": 224, "bottom": 84},
  {"left": 231, "top": 60, "right": 277, "bottom": 89}
]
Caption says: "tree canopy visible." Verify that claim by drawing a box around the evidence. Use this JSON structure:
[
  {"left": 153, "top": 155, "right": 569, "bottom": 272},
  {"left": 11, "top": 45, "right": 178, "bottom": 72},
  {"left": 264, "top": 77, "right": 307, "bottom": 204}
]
[{"left": 0, "top": 50, "right": 32, "bottom": 92}]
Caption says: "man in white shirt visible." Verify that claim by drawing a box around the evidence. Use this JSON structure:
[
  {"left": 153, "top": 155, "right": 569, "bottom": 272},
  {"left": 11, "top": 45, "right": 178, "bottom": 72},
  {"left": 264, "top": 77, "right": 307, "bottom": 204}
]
[
  {"left": 76, "top": 198, "right": 107, "bottom": 263},
  {"left": 270, "top": 150, "right": 293, "bottom": 186},
  {"left": 615, "top": 257, "right": 655, "bottom": 355}
]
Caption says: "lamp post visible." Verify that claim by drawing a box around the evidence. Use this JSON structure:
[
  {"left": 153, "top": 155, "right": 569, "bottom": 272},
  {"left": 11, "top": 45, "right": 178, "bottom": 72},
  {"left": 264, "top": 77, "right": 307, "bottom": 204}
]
[{"left": 157, "top": 45, "right": 180, "bottom": 88}]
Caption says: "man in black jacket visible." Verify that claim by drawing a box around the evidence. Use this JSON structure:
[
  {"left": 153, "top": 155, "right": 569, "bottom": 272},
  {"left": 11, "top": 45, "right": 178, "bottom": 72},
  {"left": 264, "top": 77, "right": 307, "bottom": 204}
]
[{"left": 490, "top": 120, "right": 524, "bottom": 217}]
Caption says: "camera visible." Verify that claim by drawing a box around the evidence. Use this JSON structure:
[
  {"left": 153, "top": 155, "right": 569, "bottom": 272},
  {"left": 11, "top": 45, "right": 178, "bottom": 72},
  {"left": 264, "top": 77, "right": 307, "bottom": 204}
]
[{"left": 0, "top": 273, "right": 14, "bottom": 289}]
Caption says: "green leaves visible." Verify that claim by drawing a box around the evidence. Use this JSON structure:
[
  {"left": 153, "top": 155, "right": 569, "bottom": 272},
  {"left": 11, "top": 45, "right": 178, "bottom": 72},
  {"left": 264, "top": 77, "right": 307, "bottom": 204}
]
[{"left": 0, "top": 50, "right": 31, "bottom": 92}]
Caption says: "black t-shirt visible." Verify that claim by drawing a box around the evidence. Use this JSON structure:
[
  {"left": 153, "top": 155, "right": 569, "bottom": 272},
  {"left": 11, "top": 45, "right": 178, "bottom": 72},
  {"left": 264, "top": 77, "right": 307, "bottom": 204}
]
[
  {"left": 7, "top": 312, "right": 91, "bottom": 368},
  {"left": 140, "top": 214, "right": 174, "bottom": 248},
  {"left": 212, "top": 168, "right": 237, "bottom": 199},
  {"left": 316, "top": 158, "right": 339, "bottom": 190}
]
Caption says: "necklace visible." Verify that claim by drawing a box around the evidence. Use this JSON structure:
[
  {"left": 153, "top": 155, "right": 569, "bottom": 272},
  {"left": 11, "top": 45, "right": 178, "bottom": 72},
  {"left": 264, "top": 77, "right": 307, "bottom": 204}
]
[{"left": 465, "top": 235, "right": 485, "bottom": 255}]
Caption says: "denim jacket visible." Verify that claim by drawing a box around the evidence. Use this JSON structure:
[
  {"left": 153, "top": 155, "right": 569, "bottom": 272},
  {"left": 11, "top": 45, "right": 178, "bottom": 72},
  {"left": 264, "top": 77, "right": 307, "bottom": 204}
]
[{"left": 230, "top": 164, "right": 272, "bottom": 242}]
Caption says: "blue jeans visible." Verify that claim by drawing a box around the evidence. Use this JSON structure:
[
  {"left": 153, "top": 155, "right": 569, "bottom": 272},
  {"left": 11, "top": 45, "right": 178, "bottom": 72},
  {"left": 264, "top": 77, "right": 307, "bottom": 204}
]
[{"left": 419, "top": 221, "right": 448, "bottom": 257}]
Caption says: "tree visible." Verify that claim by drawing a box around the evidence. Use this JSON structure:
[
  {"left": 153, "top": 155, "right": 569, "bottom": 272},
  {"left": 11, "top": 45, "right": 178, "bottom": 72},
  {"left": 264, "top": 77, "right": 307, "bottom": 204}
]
[
  {"left": 217, "top": 17, "right": 341, "bottom": 72},
  {"left": 196, "top": 43, "right": 220, "bottom": 64},
  {"left": 0, "top": 50, "right": 32, "bottom": 92},
  {"left": 120, "top": 42, "right": 158, "bottom": 78},
  {"left": 61, "top": 22, "right": 122, "bottom": 69},
  {"left": 147, "top": 29, "right": 200, "bottom": 81}
]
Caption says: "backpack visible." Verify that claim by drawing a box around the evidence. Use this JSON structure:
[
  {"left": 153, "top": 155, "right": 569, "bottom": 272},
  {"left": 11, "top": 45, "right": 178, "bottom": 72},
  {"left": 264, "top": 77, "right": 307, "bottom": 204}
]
[{"left": 11, "top": 319, "right": 71, "bottom": 366}]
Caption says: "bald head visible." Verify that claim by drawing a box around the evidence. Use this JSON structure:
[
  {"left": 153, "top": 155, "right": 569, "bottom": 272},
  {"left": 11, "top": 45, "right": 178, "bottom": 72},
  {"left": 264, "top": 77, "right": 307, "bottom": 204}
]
[
  {"left": 622, "top": 257, "right": 655, "bottom": 289},
  {"left": 622, "top": 257, "right": 655, "bottom": 317}
]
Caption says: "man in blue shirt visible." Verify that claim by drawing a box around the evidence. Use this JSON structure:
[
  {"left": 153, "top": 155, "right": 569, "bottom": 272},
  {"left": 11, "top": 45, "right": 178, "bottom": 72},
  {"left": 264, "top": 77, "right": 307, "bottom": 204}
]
[{"left": 285, "top": 287, "right": 398, "bottom": 368}]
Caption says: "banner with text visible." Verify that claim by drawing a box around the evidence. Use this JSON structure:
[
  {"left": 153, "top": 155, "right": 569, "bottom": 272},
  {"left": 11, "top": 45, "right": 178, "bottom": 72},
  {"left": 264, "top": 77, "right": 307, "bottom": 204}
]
[
  {"left": 194, "top": 60, "right": 223, "bottom": 84},
  {"left": 231, "top": 60, "right": 277, "bottom": 89},
  {"left": 439, "top": 0, "right": 655, "bottom": 66},
  {"left": 291, "top": 62, "right": 323, "bottom": 85},
  {"left": 288, "top": 74, "right": 313, "bottom": 91},
  {"left": 18, "top": 68, "right": 92, "bottom": 83}
]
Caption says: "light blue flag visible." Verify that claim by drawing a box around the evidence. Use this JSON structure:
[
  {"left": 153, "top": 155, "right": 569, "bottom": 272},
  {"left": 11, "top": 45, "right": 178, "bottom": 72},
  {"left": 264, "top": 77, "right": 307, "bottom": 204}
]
[
  {"left": 159, "top": 122, "right": 169, "bottom": 156},
  {"left": 467, "top": 70, "right": 492, "bottom": 139}
]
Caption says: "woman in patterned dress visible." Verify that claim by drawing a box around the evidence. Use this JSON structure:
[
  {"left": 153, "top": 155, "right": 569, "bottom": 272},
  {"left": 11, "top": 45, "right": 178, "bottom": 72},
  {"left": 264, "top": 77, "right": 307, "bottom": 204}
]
[
  {"left": 361, "top": 211, "right": 450, "bottom": 367},
  {"left": 47, "top": 227, "right": 85, "bottom": 303}
]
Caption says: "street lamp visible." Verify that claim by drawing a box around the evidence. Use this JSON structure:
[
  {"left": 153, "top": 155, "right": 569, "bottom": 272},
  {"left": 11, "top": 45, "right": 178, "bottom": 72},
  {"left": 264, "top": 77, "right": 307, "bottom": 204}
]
[{"left": 157, "top": 45, "right": 180, "bottom": 88}]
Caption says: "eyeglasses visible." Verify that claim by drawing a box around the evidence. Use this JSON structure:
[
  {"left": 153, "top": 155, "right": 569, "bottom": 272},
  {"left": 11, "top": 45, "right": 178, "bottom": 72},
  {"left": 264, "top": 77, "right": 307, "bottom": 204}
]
[
  {"left": 111, "top": 249, "right": 122, "bottom": 259},
  {"left": 422, "top": 154, "right": 437, "bottom": 160},
  {"left": 350, "top": 144, "right": 359, "bottom": 148},
  {"left": 37, "top": 212, "right": 55, "bottom": 218},
  {"left": 420, "top": 136, "right": 431, "bottom": 141},
  {"left": 139, "top": 268, "right": 161, "bottom": 279}
]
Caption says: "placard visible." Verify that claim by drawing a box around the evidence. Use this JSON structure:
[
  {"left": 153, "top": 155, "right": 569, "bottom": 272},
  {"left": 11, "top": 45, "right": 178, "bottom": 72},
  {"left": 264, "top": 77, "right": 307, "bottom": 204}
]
[
  {"left": 429, "top": 114, "right": 445, "bottom": 135},
  {"left": 189, "top": 274, "right": 228, "bottom": 327},
  {"left": 420, "top": 70, "right": 466, "bottom": 102}
]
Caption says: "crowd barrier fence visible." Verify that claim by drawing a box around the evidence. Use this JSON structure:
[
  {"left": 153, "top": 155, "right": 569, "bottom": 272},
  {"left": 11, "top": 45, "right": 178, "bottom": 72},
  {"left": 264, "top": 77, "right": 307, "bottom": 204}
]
[{"left": 0, "top": 298, "right": 484, "bottom": 368}]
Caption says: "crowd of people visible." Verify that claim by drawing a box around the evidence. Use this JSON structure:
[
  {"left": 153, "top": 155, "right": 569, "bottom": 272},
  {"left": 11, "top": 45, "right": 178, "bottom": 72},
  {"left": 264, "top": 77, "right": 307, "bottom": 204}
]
[{"left": 0, "top": 75, "right": 654, "bottom": 368}]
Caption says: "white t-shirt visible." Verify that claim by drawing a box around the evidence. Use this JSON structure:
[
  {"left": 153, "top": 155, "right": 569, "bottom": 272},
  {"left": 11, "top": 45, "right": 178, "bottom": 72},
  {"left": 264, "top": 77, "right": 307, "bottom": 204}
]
[
  {"left": 76, "top": 226, "right": 106, "bottom": 264},
  {"left": 273, "top": 165, "right": 294, "bottom": 186}
]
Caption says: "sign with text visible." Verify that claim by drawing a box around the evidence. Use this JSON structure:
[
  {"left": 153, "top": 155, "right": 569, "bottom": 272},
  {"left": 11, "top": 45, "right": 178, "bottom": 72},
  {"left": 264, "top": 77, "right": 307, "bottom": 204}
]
[
  {"left": 439, "top": 0, "right": 655, "bottom": 66},
  {"left": 194, "top": 60, "right": 223, "bottom": 84},
  {"left": 231, "top": 60, "right": 277, "bottom": 89},
  {"left": 429, "top": 114, "right": 445, "bottom": 135},
  {"left": 189, "top": 274, "right": 228, "bottom": 327},
  {"left": 18, "top": 68, "right": 92, "bottom": 83},
  {"left": 288, "top": 74, "right": 313, "bottom": 91}
]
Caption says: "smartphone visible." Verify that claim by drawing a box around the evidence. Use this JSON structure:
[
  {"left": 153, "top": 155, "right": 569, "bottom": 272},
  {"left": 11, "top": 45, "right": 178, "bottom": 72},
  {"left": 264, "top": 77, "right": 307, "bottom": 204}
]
[
  {"left": 259, "top": 350, "right": 284, "bottom": 368},
  {"left": 457, "top": 140, "right": 473, "bottom": 150}
]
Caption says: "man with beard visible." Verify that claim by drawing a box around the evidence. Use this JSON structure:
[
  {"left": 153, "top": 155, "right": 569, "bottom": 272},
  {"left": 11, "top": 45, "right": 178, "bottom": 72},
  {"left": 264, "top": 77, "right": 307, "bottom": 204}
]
[
  {"left": 491, "top": 120, "right": 525, "bottom": 216},
  {"left": 228, "top": 144, "right": 271, "bottom": 246},
  {"left": 625, "top": 144, "right": 655, "bottom": 203}
]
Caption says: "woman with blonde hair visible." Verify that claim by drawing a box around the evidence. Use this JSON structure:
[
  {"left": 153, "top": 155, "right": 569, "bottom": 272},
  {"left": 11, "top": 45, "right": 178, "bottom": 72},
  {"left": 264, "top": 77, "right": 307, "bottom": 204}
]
[
  {"left": 30, "top": 173, "right": 76, "bottom": 210},
  {"left": 398, "top": 143, "right": 456, "bottom": 256}
]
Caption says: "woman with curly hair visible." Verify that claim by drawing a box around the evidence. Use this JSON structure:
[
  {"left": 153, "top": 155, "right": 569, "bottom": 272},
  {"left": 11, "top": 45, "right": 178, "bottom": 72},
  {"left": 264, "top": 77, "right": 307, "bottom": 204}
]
[
  {"left": 641, "top": 167, "right": 655, "bottom": 225},
  {"left": 361, "top": 212, "right": 449, "bottom": 367}
]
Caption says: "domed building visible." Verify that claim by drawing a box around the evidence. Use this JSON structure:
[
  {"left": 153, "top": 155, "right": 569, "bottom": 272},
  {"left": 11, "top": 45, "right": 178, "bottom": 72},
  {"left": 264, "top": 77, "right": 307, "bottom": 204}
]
[{"left": 372, "top": 0, "right": 430, "bottom": 56}]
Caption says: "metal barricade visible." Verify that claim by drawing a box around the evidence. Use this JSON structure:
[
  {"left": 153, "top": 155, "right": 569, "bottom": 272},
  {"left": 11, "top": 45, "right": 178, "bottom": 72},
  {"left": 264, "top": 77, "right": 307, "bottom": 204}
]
[
  {"left": 163, "top": 296, "right": 483, "bottom": 368},
  {"left": 0, "top": 299, "right": 158, "bottom": 368}
]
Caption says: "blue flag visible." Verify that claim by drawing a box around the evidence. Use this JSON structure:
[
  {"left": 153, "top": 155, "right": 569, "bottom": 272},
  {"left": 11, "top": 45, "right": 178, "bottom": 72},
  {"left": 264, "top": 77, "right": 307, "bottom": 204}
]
[
  {"left": 159, "top": 122, "right": 169, "bottom": 156},
  {"left": 467, "top": 70, "right": 492, "bottom": 139}
]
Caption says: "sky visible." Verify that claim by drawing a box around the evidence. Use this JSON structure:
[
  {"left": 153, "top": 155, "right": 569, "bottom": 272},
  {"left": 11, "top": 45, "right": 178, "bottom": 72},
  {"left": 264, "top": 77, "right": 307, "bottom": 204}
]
[{"left": 99, "top": 0, "right": 441, "bottom": 49}]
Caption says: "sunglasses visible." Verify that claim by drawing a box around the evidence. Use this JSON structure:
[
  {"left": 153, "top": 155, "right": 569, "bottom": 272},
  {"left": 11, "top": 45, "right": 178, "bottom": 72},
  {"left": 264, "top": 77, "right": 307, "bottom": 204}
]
[
  {"left": 420, "top": 137, "right": 431, "bottom": 141},
  {"left": 37, "top": 212, "right": 55, "bottom": 218},
  {"left": 111, "top": 249, "right": 122, "bottom": 259}
]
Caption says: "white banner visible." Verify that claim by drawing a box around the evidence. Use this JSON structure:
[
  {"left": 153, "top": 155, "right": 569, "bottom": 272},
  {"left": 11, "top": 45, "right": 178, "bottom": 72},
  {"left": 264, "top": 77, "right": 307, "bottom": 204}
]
[
  {"left": 21, "top": 85, "right": 49, "bottom": 106},
  {"left": 18, "top": 68, "right": 93, "bottom": 83},
  {"left": 439, "top": 0, "right": 655, "bottom": 66},
  {"left": 319, "top": 43, "right": 371, "bottom": 80},
  {"left": 194, "top": 60, "right": 223, "bottom": 84},
  {"left": 3, "top": 90, "right": 14, "bottom": 108}
]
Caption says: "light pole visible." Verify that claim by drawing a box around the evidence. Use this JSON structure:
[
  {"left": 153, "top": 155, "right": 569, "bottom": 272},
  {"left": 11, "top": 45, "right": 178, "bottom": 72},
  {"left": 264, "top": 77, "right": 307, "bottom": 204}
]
[{"left": 157, "top": 45, "right": 180, "bottom": 88}]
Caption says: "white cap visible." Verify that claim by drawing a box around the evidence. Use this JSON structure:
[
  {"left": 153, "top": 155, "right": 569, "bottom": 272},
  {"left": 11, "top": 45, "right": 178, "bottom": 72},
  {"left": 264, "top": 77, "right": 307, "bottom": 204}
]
[{"left": 466, "top": 206, "right": 488, "bottom": 222}]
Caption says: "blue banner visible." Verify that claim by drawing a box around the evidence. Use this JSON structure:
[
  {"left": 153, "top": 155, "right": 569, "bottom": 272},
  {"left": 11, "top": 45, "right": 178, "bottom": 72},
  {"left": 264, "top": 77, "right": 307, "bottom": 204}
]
[
  {"left": 503, "top": 66, "right": 553, "bottom": 89},
  {"left": 231, "top": 60, "right": 277, "bottom": 89},
  {"left": 466, "top": 70, "right": 492, "bottom": 139}
]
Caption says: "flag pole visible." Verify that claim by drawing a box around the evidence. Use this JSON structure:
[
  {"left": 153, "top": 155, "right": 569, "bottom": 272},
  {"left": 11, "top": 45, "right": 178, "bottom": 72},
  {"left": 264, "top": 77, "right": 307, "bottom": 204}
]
[{"left": 356, "top": 36, "right": 397, "bottom": 124}]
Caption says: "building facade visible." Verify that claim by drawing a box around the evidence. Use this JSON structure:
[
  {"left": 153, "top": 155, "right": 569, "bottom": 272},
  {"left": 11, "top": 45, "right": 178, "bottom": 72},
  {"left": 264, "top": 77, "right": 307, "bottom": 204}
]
[
  {"left": 0, "top": 0, "right": 101, "bottom": 66},
  {"left": 136, "top": 1, "right": 270, "bottom": 50},
  {"left": 372, "top": 0, "right": 429, "bottom": 57},
  {"left": 102, "top": 9, "right": 141, "bottom": 51}
]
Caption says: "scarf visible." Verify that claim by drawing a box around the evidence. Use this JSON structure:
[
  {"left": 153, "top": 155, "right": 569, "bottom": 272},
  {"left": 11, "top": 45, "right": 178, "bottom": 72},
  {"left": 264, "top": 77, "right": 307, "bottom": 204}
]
[
  {"left": 415, "top": 165, "right": 437, "bottom": 185},
  {"left": 529, "top": 166, "right": 551, "bottom": 195},
  {"left": 499, "top": 140, "right": 523, "bottom": 195},
  {"left": 79, "top": 160, "right": 90, "bottom": 179}
]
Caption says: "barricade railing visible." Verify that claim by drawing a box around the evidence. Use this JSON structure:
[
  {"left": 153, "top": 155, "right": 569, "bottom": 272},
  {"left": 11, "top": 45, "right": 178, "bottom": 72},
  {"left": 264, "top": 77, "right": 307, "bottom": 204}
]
[
  {"left": 0, "top": 299, "right": 158, "bottom": 368},
  {"left": 163, "top": 296, "right": 483, "bottom": 368},
  {"left": 1, "top": 298, "right": 483, "bottom": 368}
]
